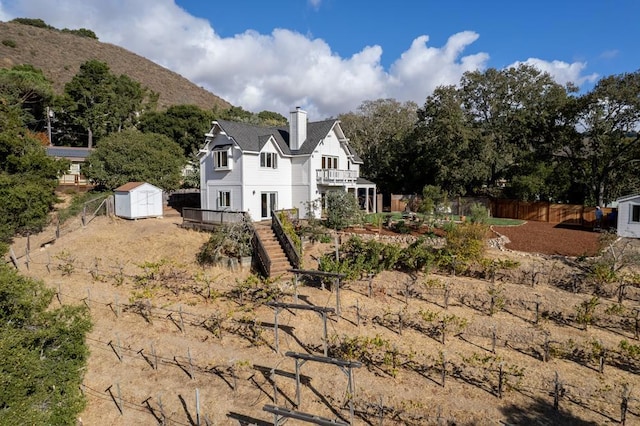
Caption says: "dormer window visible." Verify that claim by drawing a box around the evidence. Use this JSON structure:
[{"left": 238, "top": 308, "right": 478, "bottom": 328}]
[
  {"left": 260, "top": 152, "right": 278, "bottom": 169},
  {"left": 212, "top": 145, "right": 232, "bottom": 170}
]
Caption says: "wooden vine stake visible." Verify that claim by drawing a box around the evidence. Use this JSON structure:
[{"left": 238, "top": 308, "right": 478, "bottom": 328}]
[
  {"left": 553, "top": 371, "right": 562, "bottom": 410},
  {"left": 444, "top": 281, "right": 450, "bottom": 310},
  {"left": 441, "top": 351, "right": 447, "bottom": 388},
  {"left": 543, "top": 333, "right": 550, "bottom": 362},
  {"left": 368, "top": 273, "right": 374, "bottom": 298},
  {"left": 497, "top": 363, "right": 504, "bottom": 399},
  {"left": 491, "top": 325, "right": 497, "bottom": 354},
  {"left": 620, "top": 384, "right": 630, "bottom": 426}
]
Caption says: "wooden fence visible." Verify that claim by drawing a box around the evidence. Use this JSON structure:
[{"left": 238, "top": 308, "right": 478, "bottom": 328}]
[
  {"left": 389, "top": 195, "right": 615, "bottom": 228},
  {"left": 490, "top": 199, "right": 614, "bottom": 228}
]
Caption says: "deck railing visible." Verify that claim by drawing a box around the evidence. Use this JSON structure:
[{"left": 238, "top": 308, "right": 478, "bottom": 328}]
[
  {"left": 182, "top": 208, "right": 247, "bottom": 225},
  {"left": 316, "top": 169, "right": 358, "bottom": 185}
]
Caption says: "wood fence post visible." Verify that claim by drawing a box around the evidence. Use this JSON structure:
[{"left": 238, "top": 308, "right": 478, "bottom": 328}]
[{"left": 9, "top": 247, "right": 18, "bottom": 269}]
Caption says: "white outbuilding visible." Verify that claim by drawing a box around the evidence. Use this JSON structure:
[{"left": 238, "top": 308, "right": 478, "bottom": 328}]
[
  {"left": 114, "top": 182, "right": 164, "bottom": 219},
  {"left": 616, "top": 193, "right": 640, "bottom": 238}
]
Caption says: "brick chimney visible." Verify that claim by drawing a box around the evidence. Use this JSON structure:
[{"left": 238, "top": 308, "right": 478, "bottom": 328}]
[{"left": 289, "top": 107, "right": 307, "bottom": 151}]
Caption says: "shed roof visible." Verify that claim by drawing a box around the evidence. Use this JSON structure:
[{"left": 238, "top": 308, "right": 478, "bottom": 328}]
[
  {"left": 114, "top": 182, "right": 158, "bottom": 192},
  {"left": 617, "top": 193, "right": 640, "bottom": 203}
]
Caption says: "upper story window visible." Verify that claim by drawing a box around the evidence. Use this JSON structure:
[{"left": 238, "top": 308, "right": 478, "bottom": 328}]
[
  {"left": 322, "top": 155, "right": 338, "bottom": 169},
  {"left": 260, "top": 152, "right": 278, "bottom": 169},
  {"left": 213, "top": 147, "right": 231, "bottom": 170}
]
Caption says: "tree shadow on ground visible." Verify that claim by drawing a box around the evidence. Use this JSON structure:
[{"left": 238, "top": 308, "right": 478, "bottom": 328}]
[{"left": 500, "top": 396, "right": 600, "bottom": 426}]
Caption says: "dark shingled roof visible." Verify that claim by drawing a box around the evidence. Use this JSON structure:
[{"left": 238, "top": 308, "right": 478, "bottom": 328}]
[
  {"left": 215, "top": 119, "right": 360, "bottom": 160},
  {"left": 45, "top": 146, "right": 93, "bottom": 159}
]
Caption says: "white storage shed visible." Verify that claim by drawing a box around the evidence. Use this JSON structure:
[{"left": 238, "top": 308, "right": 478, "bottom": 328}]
[
  {"left": 114, "top": 182, "right": 164, "bottom": 219},
  {"left": 617, "top": 194, "right": 640, "bottom": 238}
]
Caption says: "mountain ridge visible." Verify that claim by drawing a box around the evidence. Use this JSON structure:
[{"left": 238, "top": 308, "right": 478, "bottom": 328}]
[{"left": 0, "top": 21, "right": 232, "bottom": 111}]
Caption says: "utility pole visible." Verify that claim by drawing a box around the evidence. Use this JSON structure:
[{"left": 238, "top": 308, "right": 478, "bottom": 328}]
[{"left": 46, "top": 106, "right": 53, "bottom": 145}]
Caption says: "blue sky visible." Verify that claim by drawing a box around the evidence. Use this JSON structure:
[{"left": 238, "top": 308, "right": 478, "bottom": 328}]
[{"left": 1, "top": 0, "right": 638, "bottom": 119}]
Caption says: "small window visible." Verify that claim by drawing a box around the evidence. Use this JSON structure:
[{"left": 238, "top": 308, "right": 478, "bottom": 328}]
[
  {"left": 260, "top": 152, "right": 278, "bottom": 169},
  {"left": 322, "top": 155, "right": 338, "bottom": 169},
  {"left": 218, "top": 191, "right": 231, "bottom": 208},
  {"left": 213, "top": 148, "right": 230, "bottom": 169},
  {"left": 632, "top": 205, "right": 640, "bottom": 223}
]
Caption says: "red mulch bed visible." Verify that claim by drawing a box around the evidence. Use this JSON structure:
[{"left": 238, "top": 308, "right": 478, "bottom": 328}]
[
  {"left": 493, "top": 221, "right": 602, "bottom": 257},
  {"left": 345, "top": 221, "right": 602, "bottom": 257}
]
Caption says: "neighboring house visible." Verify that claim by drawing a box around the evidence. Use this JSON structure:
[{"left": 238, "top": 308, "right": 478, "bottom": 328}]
[
  {"left": 616, "top": 193, "right": 640, "bottom": 238},
  {"left": 198, "top": 107, "right": 376, "bottom": 221},
  {"left": 114, "top": 182, "right": 164, "bottom": 220},
  {"left": 45, "top": 146, "right": 93, "bottom": 186}
]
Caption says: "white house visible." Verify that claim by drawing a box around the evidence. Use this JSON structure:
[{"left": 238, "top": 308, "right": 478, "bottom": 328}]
[
  {"left": 114, "top": 182, "right": 164, "bottom": 220},
  {"left": 616, "top": 193, "right": 640, "bottom": 238},
  {"left": 198, "top": 107, "right": 376, "bottom": 221},
  {"left": 46, "top": 146, "right": 93, "bottom": 186}
]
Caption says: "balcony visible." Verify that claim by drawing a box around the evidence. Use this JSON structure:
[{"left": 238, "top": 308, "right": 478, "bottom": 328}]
[{"left": 316, "top": 169, "right": 358, "bottom": 185}]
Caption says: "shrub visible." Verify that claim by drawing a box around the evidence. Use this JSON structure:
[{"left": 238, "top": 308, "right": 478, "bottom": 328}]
[
  {"left": 469, "top": 203, "right": 489, "bottom": 224},
  {"left": 325, "top": 190, "right": 362, "bottom": 230},
  {"left": 197, "top": 224, "right": 251, "bottom": 266},
  {"left": 442, "top": 222, "right": 488, "bottom": 264},
  {"left": 10, "top": 18, "right": 54, "bottom": 29},
  {"left": 2, "top": 39, "right": 16, "bottom": 48},
  {"left": 277, "top": 210, "right": 301, "bottom": 253},
  {"left": 60, "top": 28, "right": 98, "bottom": 39},
  {"left": 0, "top": 264, "right": 91, "bottom": 424}
]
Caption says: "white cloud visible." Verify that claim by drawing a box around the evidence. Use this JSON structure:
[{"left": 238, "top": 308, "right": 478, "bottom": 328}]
[
  {"left": 388, "top": 32, "right": 489, "bottom": 103},
  {"left": 308, "top": 0, "right": 322, "bottom": 11},
  {"left": 510, "top": 58, "right": 599, "bottom": 87},
  {"left": 0, "top": 3, "right": 7, "bottom": 21},
  {"left": 0, "top": 0, "right": 600, "bottom": 118}
]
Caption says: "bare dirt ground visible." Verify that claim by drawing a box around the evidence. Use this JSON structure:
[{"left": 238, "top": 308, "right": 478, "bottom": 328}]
[{"left": 7, "top": 210, "right": 640, "bottom": 426}]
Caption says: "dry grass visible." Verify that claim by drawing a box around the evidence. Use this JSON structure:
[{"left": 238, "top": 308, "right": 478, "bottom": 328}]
[{"left": 8, "top": 208, "right": 640, "bottom": 426}]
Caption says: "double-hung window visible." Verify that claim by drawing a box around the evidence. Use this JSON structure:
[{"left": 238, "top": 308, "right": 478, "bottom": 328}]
[
  {"left": 213, "top": 146, "right": 231, "bottom": 170},
  {"left": 260, "top": 152, "right": 278, "bottom": 169},
  {"left": 218, "top": 191, "right": 231, "bottom": 209}
]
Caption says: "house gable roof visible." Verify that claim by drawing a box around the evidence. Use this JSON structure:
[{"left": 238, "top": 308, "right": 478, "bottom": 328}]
[
  {"left": 46, "top": 146, "right": 93, "bottom": 160},
  {"left": 213, "top": 119, "right": 362, "bottom": 160}
]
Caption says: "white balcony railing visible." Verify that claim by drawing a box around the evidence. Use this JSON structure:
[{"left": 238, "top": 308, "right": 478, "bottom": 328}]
[{"left": 316, "top": 169, "right": 358, "bottom": 185}]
